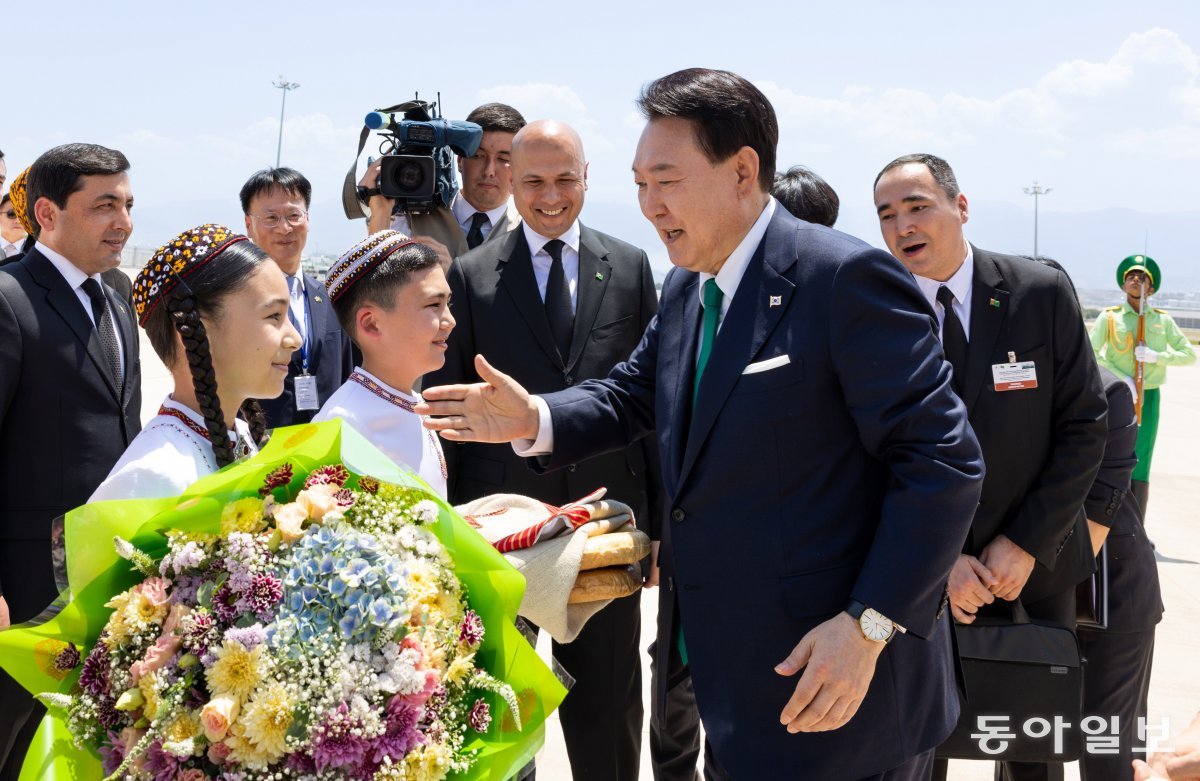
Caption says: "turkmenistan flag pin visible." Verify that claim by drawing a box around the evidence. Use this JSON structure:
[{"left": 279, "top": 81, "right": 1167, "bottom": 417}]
[
  {"left": 595, "top": 273, "right": 604, "bottom": 281},
  {"left": 989, "top": 297, "right": 1000, "bottom": 308}
]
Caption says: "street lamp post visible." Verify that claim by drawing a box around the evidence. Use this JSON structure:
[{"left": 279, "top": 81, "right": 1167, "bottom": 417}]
[
  {"left": 1022, "top": 181, "right": 1052, "bottom": 259},
  {"left": 273, "top": 76, "right": 300, "bottom": 168}
]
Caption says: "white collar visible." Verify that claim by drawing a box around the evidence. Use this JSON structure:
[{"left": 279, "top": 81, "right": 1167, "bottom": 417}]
[
  {"left": 522, "top": 220, "right": 581, "bottom": 258},
  {"left": 35, "top": 240, "right": 102, "bottom": 290},
  {"left": 912, "top": 241, "right": 974, "bottom": 305},
  {"left": 699, "top": 197, "right": 776, "bottom": 309},
  {"left": 452, "top": 191, "right": 510, "bottom": 229},
  {"left": 354, "top": 367, "right": 420, "bottom": 404},
  {"left": 160, "top": 395, "right": 244, "bottom": 445}
]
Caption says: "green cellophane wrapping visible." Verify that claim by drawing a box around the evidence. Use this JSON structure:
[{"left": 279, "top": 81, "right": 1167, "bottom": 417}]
[{"left": 0, "top": 419, "right": 566, "bottom": 780}]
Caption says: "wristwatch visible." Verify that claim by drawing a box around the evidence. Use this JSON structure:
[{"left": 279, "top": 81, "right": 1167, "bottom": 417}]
[{"left": 846, "top": 599, "right": 896, "bottom": 643}]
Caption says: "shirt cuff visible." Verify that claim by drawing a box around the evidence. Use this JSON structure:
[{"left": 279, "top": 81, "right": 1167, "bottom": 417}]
[{"left": 511, "top": 396, "right": 554, "bottom": 456}]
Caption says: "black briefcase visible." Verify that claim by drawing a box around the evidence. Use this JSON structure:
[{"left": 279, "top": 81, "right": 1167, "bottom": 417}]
[{"left": 938, "top": 601, "right": 1084, "bottom": 762}]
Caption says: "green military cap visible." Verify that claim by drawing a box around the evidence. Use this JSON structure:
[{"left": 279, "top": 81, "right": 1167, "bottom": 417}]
[{"left": 1117, "top": 254, "right": 1162, "bottom": 292}]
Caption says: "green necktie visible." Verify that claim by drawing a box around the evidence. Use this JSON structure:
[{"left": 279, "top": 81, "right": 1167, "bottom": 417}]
[
  {"left": 692, "top": 278, "right": 724, "bottom": 406},
  {"left": 679, "top": 278, "right": 722, "bottom": 668}
]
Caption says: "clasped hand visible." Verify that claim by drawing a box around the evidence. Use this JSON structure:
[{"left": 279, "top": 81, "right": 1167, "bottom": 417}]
[{"left": 948, "top": 535, "right": 1036, "bottom": 623}]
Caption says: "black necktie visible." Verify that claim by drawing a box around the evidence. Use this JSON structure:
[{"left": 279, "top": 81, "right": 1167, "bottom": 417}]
[
  {"left": 543, "top": 239, "right": 574, "bottom": 362},
  {"left": 465, "top": 211, "right": 490, "bottom": 250},
  {"left": 82, "top": 278, "right": 124, "bottom": 395},
  {"left": 936, "top": 285, "right": 967, "bottom": 395}
]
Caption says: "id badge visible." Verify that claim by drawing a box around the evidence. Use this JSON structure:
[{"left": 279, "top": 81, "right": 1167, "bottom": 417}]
[
  {"left": 295, "top": 373, "right": 320, "bottom": 410},
  {"left": 992, "top": 361, "right": 1038, "bottom": 392}
]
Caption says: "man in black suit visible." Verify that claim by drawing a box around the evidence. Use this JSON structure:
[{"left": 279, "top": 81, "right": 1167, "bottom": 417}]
[
  {"left": 0, "top": 142, "right": 143, "bottom": 780},
  {"left": 241, "top": 168, "right": 355, "bottom": 428},
  {"left": 874, "top": 154, "right": 1108, "bottom": 781},
  {"left": 426, "top": 119, "right": 659, "bottom": 781}
]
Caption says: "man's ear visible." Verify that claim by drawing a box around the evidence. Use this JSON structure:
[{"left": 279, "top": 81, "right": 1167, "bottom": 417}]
[
  {"left": 958, "top": 193, "right": 970, "bottom": 225},
  {"left": 32, "top": 197, "right": 56, "bottom": 235},
  {"left": 733, "top": 146, "right": 761, "bottom": 195}
]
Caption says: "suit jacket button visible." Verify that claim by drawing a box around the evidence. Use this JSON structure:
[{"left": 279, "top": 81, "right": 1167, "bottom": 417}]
[
  {"left": 568, "top": 464, "right": 577, "bottom": 472},
  {"left": 564, "top": 374, "right": 574, "bottom": 386},
  {"left": 671, "top": 508, "right": 685, "bottom": 522}
]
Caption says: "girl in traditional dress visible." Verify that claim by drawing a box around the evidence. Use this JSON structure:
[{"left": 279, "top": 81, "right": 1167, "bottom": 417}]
[{"left": 91, "top": 224, "right": 300, "bottom": 500}]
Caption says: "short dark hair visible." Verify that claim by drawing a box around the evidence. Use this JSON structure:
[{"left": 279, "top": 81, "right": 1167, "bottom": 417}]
[
  {"left": 773, "top": 166, "right": 840, "bottom": 227},
  {"left": 637, "top": 68, "right": 777, "bottom": 192},
  {"left": 333, "top": 242, "right": 441, "bottom": 339},
  {"left": 466, "top": 103, "right": 526, "bottom": 135},
  {"left": 239, "top": 167, "right": 312, "bottom": 213},
  {"left": 874, "top": 153, "right": 961, "bottom": 200},
  {"left": 0, "top": 193, "right": 10, "bottom": 209},
  {"left": 26, "top": 143, "right": 130, "bottom": 217}
]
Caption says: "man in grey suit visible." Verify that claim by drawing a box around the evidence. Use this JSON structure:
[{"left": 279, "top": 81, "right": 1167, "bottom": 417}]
[
  {"left": 359, "top": 102, "right": 525, "bottom": 259},
  {"left": 426, "top": 119, "right": 660, "bottom": 780}
]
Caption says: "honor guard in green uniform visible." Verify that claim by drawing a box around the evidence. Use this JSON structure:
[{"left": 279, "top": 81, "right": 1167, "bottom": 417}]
[{"left": 1090, "top": 254, "right": 1196, "bottom": 517}]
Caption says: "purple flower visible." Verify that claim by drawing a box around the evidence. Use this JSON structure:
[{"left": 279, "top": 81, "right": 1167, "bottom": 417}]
[
  {"left": 180, "top": 610, "right": 219, "bottom": 654},
  {"left": 458, "top": 610, "right": 484, "bottom": 647},
  {"left": 96, "top": 695, "right": 122, "bottom": 730},
  {"left": 99, "top": 731, "right": 126, "bottom": 776},
  {"left": 260, "top": 463, "right": 294, "bottom": 495},
  {"left": 79, "top": 643, "right": 111, "bottom": 698},
  {"left": 237, "top": 573, "right": 283, "bottom": 620},
  {"left": 222, "top": 623, "right": 266, "bottom": 650},
  {"left": 468, "top": 699, "right": 491, "bottom": 733},
  {"left": 304, "top": 464, "right": 350, "bottom": 489},
  {"left": 335, "top": 488, "right": 357, "bottom": 509},
  {"left": 143, "top": 740, "right": 180, "bottom": 781},
  {"left": 54, "top": 644, "right": 81, "bottom": 672},
  {"left": 310, "top": 703, "right": 372, "bottom": 773},
  {"left": 371, "top": 699, "right": 423, "bottom": 763},
  {"left": 210, "top": 582, "right": 241, "bottom": 624}
]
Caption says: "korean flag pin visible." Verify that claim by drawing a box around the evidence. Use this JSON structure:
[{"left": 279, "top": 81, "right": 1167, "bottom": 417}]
[
  {"left": 769, "top": 295, "right": 782, "bottom": 307},
  {"left": 989, "top": 297, "right": 1000, "bottom": 308}
]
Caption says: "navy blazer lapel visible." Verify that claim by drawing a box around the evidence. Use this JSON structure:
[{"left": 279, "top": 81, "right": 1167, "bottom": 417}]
[
  {"left": 496, "top": 232, "right": 562, "bottom": 367},
  {"left": 304, "top": 273, "right": 328, "bottom": 369},
  {"left": 663, "top": 272, "right": 700, "bottom": 481},
  {"left": 27, "top": 250, "right": 121, "bottom": 402},
  {"left": 962, "top": 248, "right": 1008, "bottom": 413},
  {"left": 566, "top": 226, "right": 611, "bottom": 373},
  {"left": 678, "top": 216, "right": 796, "bottom": 484}
]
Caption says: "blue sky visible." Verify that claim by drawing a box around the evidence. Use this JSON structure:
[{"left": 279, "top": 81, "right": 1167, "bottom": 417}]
[{"left": 5, "top": 1, "right": 1199, "bottom": 289}]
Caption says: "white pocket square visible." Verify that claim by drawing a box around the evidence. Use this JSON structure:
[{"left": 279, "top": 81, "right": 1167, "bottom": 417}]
[{"left": 742, "top": 354, "right": 791, "bottom": 375}]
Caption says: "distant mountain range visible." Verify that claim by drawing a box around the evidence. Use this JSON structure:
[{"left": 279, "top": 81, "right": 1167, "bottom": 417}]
[{"left": 120, "top": 197, "right": 1200, "bottom": 295}]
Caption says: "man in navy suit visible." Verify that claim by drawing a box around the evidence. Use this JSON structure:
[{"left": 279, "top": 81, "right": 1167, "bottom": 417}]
[
  {"left": 241, "top": 168, "right": 354, "bottom": 428},
  {"left": 419, "top": 68, "right": 984, "bottom": 780}
]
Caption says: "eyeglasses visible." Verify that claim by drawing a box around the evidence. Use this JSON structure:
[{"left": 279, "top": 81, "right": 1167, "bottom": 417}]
[
  {"left": 250, "top": 210, "right": 308, "bottom": 229},
  {"left": 1, "top": 211, "right": 16, "bottom": 219}
]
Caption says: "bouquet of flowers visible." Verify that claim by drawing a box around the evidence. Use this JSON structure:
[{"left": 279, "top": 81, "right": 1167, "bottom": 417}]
[{"left": 0, "top": 421, "right": 565, "bottom": 781}]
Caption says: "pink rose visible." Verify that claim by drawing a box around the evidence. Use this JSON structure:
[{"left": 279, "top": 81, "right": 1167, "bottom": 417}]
[
  {"left": 200, "top": 694, "right": 240, "bottom": 742},
  {"left": 206, "top": 740, "right": 231, "bottom": 765},
  {"left": 296, "top": 484, "right": 340, "bottom": 522},
  {"left": 131, "top": 604, "right": 188, "bottom": 683},
  {"left": 135, "top": 577, "right": 172, "bottom": 607},
  {"left": 273, "top": 502, "right": 308, "bottom": 544}
]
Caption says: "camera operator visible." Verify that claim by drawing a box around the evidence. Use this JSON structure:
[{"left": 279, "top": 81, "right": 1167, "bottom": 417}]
[{"left": 358, "top": 102, "right": 525, "bottom": 260}]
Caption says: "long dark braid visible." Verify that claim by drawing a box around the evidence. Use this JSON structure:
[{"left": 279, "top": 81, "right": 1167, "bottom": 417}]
[
  {"left": 239, "top": 399, "right": 269, "bottom": 449},
  {"left": 167, "top": 292, "right": 238, "bottom": 468}
]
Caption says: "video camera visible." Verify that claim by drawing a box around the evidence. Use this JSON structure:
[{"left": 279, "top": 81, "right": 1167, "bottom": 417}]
[{"left": 355, "top": 97, "right": 482, "bottom": 216}]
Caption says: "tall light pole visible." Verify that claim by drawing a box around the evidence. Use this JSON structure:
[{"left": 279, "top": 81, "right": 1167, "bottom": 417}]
[
  {"left": 273, "top": 76, "right": 300, "bottom": 168},
  {"left": 1022, "top": 181, "right": 1052, "bottom": 259}
]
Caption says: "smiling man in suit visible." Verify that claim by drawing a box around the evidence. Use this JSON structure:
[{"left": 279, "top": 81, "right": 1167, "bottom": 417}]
[
  {"left": 419, "top": 70, "right": 984, "bottom": 781},
  {"left": 242, "top": 168, "right": 355, "bottom": 428},
  {"left": 873, "top": 154, "right": 1108, "bottom": 781},
  {"left": 425, "top": 119, "right": 659, "bottom": 780},
  {"left": 0, "top": 142, "right": 143, "bottom": 780}
]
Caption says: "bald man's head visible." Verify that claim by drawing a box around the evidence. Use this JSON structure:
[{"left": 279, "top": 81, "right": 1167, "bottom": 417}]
[{"left": 511, "top": 120, "right": 588, "bottom": 239}]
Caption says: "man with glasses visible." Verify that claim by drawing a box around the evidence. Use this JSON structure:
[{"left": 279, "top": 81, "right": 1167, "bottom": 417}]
[
  {"left": 240, "top": 167, "right": 355, "bottom": 428},
  {"left": 0, "top": 192, "right": 24, "bottom": 258}
]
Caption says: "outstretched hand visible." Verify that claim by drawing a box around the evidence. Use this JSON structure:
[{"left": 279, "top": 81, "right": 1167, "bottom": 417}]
[{"left": 416, "top": 355, "right": 541, "bottom": 443}]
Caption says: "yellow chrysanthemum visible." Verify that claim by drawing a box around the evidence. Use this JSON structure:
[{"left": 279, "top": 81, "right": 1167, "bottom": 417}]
[
  {"left": 102, "top": 592, "right": 134, "bottom": 646},
  {"left": 445, "top": 652, "right": 475, "bottom": 687},
  {"left": 221, "top": 498, "right": 267, "bottom": 535},
  {"left": 402, "top": 743, "right": 452, "bottom": 781},
  {"left": 206, "top": 640, "right": 267, "bottom": 699},
  {"left": 225, "top": 681, "right": 293, "bottom": 768},
  {"left": 129, "top": 591, "right": 168, "bottom": 627},
  {"left": 139, "top": 671, "right": 162, "bottom": 720},
  {"left": 163, "top": 709, "right": 203, "bottom": 747}
]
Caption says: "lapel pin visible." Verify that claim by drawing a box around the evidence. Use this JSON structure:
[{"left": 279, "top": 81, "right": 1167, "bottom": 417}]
[
  {"left": 769, "top": 295, "right": 782, "bottom": 307},
  {"left": 989, "top": 297, "right": 1000, "bottom": 308},
  {"left": 314, "top": 295, "right": 323, "bottom": 303},
  {"left": 595, "top": 273, "right": 604, "bottom": 281}
]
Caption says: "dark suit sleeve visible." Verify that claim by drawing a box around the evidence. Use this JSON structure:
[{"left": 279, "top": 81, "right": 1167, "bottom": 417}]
[
  {"left": 635, "top": 253, "right": 664, "bottom": 540},
  {"left": 829, "top": 248, "right": 985, "bottom": 637},
  {"left": 0, "top": 286, "right": 19, "bottom": 599},
  {"left": 1001, "top": 271, "right": 1108, "bottom": 564},
  {"left": 1086, "top": 375, "right": 1137, "bottom": 528},
  {"left": 425, "top": 259, "right": 476, "bottom": 498}
]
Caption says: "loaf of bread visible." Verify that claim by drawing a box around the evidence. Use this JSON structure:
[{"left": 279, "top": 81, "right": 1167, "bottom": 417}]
[
  {"left": 568, "top": 564, "right": 642, "bottom": 604},
  {"left": 580, "top": 529, "right": 652, "bottom": 570}
]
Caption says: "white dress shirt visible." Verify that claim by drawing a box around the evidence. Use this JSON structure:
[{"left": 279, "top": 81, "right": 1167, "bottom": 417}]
[
  {"left": 1, "top": 237, "right": 22, "bottom": 258},
  {"left": 285, "top": 272, "right": 310, "bottom": 347},
  {"left": 37, "top": 240, "right": 126, "bottom": 376},
  {"left": 517, "top": 198, "right": 776, "bottom": 456},
  {"left": 911, "top": 242, "right": 974, "bottom": 341},
  {"left": 90, "top": 397, "right": 255, "bottom": 501},
  {"left": 524, "top": 220, "right": 581, "bottom": 312},
  {"left": 389, "top": 191, "right": 510, "bottom": 242}
]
